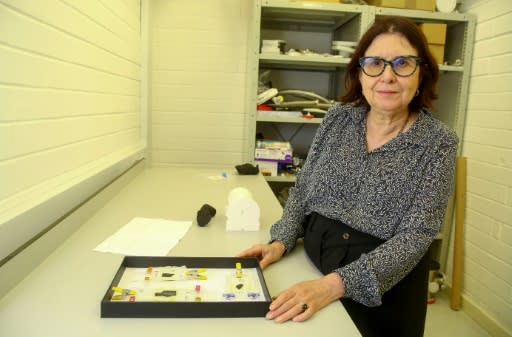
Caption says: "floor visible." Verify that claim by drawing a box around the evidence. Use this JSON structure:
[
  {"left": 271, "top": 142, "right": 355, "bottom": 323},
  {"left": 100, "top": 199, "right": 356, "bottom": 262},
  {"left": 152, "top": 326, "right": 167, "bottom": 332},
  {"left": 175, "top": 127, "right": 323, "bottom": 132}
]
[{"left": 424, "top": 293, "right": 492, "bottom": 337}]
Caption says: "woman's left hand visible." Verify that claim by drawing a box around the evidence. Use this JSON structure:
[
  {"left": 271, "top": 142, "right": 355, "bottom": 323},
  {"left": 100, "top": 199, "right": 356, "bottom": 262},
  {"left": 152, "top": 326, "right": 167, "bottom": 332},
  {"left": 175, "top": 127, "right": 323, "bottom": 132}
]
[{"left": 266, "top": 272, "right": 345, "bottom": 323}]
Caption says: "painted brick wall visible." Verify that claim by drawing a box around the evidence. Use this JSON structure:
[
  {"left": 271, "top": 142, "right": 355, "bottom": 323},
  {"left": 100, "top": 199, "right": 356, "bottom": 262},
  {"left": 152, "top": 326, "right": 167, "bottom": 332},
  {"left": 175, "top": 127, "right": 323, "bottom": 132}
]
[
  {"left": 0, "top": 0, "right": 144, "bottom": 261},
  {"left": 455, "top": 0, "right": 512, "bottom": 334},
  {"left": 150, "top": 0, "right": 250, "bottom": 167}
]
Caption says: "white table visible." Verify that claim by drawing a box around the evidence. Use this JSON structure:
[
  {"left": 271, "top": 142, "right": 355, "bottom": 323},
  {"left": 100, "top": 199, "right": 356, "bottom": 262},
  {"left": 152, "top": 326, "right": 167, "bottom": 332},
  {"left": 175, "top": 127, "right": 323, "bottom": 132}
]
[{"left": 0, "top": 167, "right": 360, "bottom": 337}]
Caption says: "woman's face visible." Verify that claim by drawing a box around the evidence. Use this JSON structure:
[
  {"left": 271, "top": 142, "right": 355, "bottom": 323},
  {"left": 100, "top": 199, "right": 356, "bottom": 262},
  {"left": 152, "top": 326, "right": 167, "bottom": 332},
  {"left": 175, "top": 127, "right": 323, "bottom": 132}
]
[{"left": 360, "top": 32, "right": 420, "bottom": 116}]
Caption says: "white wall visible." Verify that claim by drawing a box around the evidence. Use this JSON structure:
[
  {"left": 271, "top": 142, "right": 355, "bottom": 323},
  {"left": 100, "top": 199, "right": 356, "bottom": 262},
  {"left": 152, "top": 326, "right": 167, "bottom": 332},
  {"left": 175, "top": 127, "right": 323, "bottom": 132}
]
[
  {"left": 1, "top": 0, "right": 510, "bottom": 334},
  {"left": 454, "top": 0, "right": 512, "bottom": 335},
  {"left": 149, "top": 0, "right": 250, "bottom": 167},
  {"left": 0, "top": 0, "right": 144, "bottom": 263}
]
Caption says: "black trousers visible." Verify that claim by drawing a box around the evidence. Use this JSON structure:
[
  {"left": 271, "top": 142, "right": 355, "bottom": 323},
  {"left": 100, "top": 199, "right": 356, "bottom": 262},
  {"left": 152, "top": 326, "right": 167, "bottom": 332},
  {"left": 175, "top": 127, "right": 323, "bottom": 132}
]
[{"left": 303, "top": 212, "right": 429, "bottom": 337}]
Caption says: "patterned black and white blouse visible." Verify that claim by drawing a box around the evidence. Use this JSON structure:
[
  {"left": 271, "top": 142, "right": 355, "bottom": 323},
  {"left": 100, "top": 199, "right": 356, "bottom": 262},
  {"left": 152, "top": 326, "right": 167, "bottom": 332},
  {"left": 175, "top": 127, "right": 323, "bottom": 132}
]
[{"left": 270, "top": 103, "right": 458, "bottom": 307}]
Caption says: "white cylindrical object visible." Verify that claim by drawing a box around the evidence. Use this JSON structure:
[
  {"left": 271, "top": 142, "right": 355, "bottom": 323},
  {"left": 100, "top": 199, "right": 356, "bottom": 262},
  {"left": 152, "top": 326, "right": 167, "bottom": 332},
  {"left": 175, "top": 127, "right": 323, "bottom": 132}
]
[
  {"left": 226, "top": 187, "right": 260, "bottom": 231},
  {"left": 228, "top": 187, "right": 254, "bottom": 204},
  {"left": 436, "top": 0, "right": 456, "bottom": 13},
  {"left": 429, "top": 281, "right": 440, "bottom": 294}
]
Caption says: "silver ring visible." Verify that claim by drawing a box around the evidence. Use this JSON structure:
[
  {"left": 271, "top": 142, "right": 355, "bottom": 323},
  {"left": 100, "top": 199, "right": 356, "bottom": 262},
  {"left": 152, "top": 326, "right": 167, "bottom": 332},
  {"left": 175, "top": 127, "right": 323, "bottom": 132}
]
[{"left": 301, "top": 303, "right": 309, "bottom": 312}]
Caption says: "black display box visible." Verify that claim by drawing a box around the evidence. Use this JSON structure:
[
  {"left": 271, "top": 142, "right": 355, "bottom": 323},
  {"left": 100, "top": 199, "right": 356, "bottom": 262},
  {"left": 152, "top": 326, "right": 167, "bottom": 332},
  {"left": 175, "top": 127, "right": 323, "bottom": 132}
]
[{"left": 101, "top": 256, "right": 272, "bottom": 318}]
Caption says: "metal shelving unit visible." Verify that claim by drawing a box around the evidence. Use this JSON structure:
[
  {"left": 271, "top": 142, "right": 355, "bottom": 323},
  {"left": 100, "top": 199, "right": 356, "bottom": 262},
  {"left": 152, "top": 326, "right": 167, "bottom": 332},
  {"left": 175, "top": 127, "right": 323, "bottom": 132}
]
[
  {"left": 244, "top": 0, "right": 475, "bottom": 269},
  {"left": 369, "top": 7, "right": 476, "bottom": 269},
  {"left": 245, "top": 0, "right": 371, "bottom": 167}
]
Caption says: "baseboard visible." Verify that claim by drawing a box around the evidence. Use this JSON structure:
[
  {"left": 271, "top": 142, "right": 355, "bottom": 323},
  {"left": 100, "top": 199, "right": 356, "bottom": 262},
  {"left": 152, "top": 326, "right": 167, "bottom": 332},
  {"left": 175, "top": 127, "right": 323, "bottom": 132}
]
[
  {"left": 462, "top": 295, "right": 511, "bottom": 337},
  {"left": 446, "top": 286, "right": 512, "bottom": 337}
]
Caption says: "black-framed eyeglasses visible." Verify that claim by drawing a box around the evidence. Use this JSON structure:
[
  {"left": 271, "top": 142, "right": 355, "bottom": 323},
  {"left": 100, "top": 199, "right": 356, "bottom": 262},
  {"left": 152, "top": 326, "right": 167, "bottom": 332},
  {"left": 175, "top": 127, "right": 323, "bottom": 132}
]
[{"left": 359, "top": 55, "right": 423, "bottom": 77}]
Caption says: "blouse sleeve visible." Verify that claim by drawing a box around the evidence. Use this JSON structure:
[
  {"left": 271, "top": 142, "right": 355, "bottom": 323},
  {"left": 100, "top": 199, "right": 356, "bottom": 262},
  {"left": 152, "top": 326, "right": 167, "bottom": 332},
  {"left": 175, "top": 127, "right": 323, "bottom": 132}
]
[
  {"left": 269, "top": 106, "right": 348, "bottom": 252},
  {"left": 337, "top": 129, "right": 458, "bottom": 307}
]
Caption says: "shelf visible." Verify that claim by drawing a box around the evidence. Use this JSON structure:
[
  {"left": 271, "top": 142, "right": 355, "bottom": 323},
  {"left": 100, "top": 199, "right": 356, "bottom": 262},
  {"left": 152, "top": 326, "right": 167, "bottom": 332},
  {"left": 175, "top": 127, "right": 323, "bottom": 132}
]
[
  {"left": 374, "top": 7, "right": 473, "bottom": 23},
  {"left": 264, "top": 175, "right": 296, "bottom": 183},
  {"left": 259, "top": 53, "right": 350, "bottom": 69},
  {"left": 261, "top": 0, "right": 363, "bottom": 32},
  {"left": 257, "top": 115, "right": 323, "bottom": 124},
  {"left": 439, "top": 64, "right": 464, "bottom": 72},
  {"left": 260, "top": 54, "right": 465, "bottom": 72}
]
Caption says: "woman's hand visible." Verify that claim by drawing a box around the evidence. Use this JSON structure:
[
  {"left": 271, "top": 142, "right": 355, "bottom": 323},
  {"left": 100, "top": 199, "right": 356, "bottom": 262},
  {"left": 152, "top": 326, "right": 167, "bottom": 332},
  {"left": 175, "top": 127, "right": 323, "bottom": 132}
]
[
  {"left": 266, "top": 272, "right": 345, "bottom": 323},
  {"left": 237, "top": 241, "right": 286, "bottom": 269}
]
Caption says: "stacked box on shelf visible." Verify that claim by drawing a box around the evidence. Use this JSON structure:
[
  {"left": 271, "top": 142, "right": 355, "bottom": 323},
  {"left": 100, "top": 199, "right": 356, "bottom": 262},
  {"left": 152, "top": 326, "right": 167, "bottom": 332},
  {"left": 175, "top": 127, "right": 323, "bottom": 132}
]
[
  {"left": 419, "top": 23, "right": 447, "bottom": 64},
  {"left": 366, "top": 0, "right": 435, "bottom": 10},
  {"left": 365, "top": 0, "right": 406, "bottom": 9},
  {"left": 261, "top": 40, "right": 285, "bottom": 54},
  {"left": 254, "top": 140, "right": 293, "bottom": 177},
  {"left": 406, "top": 0, "right": 435, "bottom": 11}
]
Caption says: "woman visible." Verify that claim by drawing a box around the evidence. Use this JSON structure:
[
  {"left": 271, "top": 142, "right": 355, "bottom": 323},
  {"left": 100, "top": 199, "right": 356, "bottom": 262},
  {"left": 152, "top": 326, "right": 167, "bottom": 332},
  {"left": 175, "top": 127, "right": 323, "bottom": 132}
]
[{"left": 238, "top": 16, "right": 458, "bottom": 337}]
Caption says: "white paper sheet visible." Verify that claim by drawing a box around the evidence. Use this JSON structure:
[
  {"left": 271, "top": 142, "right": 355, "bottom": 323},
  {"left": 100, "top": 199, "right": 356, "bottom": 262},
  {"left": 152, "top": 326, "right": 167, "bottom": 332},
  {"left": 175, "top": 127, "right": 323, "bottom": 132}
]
[{"left": 94, "top": 217, "right": 192, "bottom": 256}]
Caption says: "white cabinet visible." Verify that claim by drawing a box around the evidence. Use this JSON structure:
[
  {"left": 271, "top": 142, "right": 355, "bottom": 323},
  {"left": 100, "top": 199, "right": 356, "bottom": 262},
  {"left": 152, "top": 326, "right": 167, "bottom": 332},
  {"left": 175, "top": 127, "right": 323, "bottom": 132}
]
[{"left": 245, "top": 0, "right": 475, "bottom": 270}]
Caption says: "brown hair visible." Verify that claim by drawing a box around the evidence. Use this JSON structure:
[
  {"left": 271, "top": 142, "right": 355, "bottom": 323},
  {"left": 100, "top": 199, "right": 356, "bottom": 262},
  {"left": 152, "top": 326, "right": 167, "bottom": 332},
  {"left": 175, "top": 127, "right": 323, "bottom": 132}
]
[{"left": 341, "top": 16, "right": 439, "bottom": 112}]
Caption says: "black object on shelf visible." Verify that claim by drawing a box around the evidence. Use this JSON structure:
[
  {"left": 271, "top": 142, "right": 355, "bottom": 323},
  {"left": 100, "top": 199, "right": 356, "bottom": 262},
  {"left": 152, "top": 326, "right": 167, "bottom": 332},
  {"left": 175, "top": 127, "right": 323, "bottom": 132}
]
[{"left": 235, "top": 163, "right": 259, "bottom": 175}]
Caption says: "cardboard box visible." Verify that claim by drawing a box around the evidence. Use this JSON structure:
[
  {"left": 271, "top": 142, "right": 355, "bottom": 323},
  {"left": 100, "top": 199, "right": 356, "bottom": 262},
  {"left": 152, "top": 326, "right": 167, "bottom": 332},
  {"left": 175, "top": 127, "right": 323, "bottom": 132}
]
[
  {"left": 419, "top": 23, "right": 447, "bottom": 45},
  {"left": 428, "top": 44, "right": 445, "bottom": 64},
  {"left": 365, "top": 0, "right": 406, "bottom": 9},
  {"left": 255, "top": 160, "right": 279, "bottom": 177},
  {"left": 406, "top": 0, "right": 435, "bottom": 11},
  {"left": 419, "top": 23, "right": 447, "bottom": 64},
  {"left": 368, "top": 0, "right": 434, "bottom": 10},
  {"left": 254, "top": 140, "right": 293, "bottom": 163},
  {"left": 255, "top": 159, "right": 293, "bottom": 177}
]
